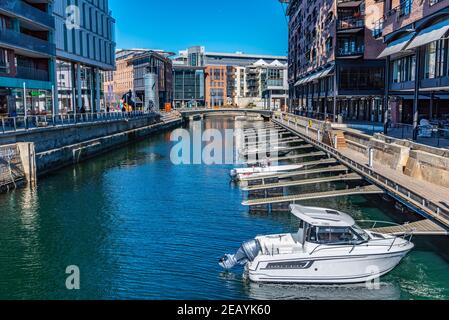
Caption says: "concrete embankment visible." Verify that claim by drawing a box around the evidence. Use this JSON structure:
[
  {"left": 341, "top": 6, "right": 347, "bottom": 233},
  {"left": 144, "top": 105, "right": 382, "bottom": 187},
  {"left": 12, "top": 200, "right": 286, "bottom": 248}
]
[{"left": 0, "top": 115, "right": 183, "bottom": 192}]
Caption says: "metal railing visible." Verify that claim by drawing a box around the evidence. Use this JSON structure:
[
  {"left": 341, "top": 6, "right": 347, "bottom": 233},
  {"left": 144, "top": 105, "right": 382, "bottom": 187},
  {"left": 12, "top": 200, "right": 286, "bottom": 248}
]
[
  {"left": 337, "top": 16, "right": 365, "bottom": 30},
  {"left": 309, "top": 233, "right": 413, "bottom": 256},
  {"left": 0, "top": 111, "right": 154, "bottom": 135},
  {"left": 337, "top": 45, "right": 365, "bottom": 57},
  {"left": 0, "top": 28, "right": 55, "bottom": 56},
  {"left": 389, "top": 123, "right": 449, "bottom": 147},
  {"left": 16, "top": 65, "right": 49, "bottom": 82},
  {"left": 273, "top": 113, "right": 449, "bottom": 225}
]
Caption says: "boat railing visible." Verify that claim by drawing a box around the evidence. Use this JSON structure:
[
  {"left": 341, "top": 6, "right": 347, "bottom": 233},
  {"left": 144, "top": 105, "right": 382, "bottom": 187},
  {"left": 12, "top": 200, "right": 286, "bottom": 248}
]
[
  {"left": 356, "top": 220, "right": 405, "bottom": 230},
  {"left": 308, "top": 233, "right": 413, "bottom": 256}
]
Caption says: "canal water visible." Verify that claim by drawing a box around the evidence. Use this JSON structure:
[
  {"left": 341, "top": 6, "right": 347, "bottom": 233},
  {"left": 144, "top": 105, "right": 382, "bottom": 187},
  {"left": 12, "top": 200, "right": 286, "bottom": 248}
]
[{"left": 0, "top": 117, "right": 448, "bottom": 300}]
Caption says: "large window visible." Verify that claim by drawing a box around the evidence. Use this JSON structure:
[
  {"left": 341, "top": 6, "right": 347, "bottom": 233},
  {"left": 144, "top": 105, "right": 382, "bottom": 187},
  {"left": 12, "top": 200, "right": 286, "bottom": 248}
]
[
  {"left": 392, "top": 55, "right": 416, "bottom": 83},
  {"left": 340, "top": 66, "right": 384, "bottom": 90},
  {"left": 424, "top": 39, "right": 446, "bottom": 79}
]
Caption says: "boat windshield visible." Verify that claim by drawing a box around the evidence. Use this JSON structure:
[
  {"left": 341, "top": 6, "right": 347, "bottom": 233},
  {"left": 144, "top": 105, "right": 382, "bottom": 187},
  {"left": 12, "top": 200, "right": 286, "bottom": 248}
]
[
  {"left": 306, "top": 226, "right": 369, "bottom": 245},
  {"left": 351, "top": 224, "right": 371, "bottom": 242}
]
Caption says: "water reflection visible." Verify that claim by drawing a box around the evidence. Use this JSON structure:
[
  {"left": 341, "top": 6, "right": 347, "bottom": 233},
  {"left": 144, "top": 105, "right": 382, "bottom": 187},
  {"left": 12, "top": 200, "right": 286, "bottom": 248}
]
[{"left": 245, "top": 281, "right": 401, "bottom": 300}]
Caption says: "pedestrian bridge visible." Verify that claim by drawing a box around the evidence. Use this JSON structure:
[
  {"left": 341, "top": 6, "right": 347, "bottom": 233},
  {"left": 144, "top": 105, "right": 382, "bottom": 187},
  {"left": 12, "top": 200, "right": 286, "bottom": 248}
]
[{"left": 178, "top": 108, "right": 273, "bottom": 119}]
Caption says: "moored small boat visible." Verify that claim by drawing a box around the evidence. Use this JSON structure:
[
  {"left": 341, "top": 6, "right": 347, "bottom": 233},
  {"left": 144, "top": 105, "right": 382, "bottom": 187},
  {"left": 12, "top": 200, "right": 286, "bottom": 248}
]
[{"left": 219, "top": 205, "right": 414, "bottom": 284}]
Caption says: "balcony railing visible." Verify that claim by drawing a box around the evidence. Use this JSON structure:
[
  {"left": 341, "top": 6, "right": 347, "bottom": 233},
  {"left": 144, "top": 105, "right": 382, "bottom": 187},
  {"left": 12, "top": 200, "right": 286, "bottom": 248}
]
[
  {"left": 16, "top": 65, "right": 49, "bottom": 82},
  {"left": 337, "top": 45, "right": 365, "bottom": 57},
  {"left": 372, "top": 18, "right": 384, "bottom": 38},
  {"left": 0, "top": 0, "right": 55, "bottom": 29},
  {"left": 337, "top": 16, "right": 365, "bottom": 30},
  {"left": 0, "top": 28, "right": 55, "bottom": 56}
]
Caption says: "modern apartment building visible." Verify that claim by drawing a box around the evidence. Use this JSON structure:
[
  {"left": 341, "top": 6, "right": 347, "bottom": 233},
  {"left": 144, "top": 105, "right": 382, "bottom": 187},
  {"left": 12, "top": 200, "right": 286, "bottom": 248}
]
[
  {"left": 130, "top": 50, "right": 173, "bottom": 110},
  {"left": 245, "top": 59, "right": 289, "bottom": 109},
  {"left": 0, "top": 0, "right": 56, "bottom": 116},
  {"left": 205, "top": 65, "right": 228, "bottom": 107},
  {"left": 374, "top": 0, "right": 449, "bottom": 131},
  {"left": 177, "top": 46, "right": 288, "bottom": 108},
  {"left": 285, "top": 0, "right": 386, "bottom": 122},
  {"left": 172, "top": 65, "right": 205, "bottom": 108},
  {"left": 53, "top": 0, "right": 116, "bottom": 114}
]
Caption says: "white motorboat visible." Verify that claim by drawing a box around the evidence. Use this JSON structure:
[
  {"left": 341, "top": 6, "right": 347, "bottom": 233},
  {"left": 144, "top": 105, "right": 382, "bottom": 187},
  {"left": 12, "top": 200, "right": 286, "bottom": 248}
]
[
  {"left": 230, "top": 164, "right": 304, "bottom": 181},
  {"left": 219, "top": 205, "right": 414, "bottom": 284}
]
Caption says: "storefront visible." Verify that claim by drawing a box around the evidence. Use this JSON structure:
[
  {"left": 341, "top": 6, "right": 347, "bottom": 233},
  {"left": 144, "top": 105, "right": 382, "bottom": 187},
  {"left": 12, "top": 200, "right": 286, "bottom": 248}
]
[{"left": 0, "top": 87, "right": 52, "bottom": 116}]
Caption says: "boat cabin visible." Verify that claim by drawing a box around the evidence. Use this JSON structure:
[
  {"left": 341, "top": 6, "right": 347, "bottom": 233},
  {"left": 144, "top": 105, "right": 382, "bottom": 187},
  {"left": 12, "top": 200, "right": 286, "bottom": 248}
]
[{"left": 291, "top": 205, "right": 370, "bottom": 246}]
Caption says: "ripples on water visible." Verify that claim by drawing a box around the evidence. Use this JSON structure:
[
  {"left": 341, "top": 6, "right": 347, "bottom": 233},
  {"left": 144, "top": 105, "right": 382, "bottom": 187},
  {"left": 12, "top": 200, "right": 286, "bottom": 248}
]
[{"left": 0, "top": 117, "right": 448, "bottom": 300}]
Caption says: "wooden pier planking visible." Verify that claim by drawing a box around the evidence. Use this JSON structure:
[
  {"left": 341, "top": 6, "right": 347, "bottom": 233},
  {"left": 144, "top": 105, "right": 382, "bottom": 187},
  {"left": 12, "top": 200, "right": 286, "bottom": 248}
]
[
  {"left": 242, "top": 185, "right": 384, "bottom": 206},
  {"left": 244, "top": 137, "right": 302, "bottom": 147},
  {"left": 241, "top": 144, "right": 315, "bottom": 157},
  {"left": 370, "top": 219, "right": 448, "bottom": 236},
  {"left": 242, "top": 173, "right": 362, "bottom": 191},
  {"left": 239, "top": 160, "right": 341, "bottom": 182},
  {"left": 245, "top": 151, "right": 326, "bottom": 165}
]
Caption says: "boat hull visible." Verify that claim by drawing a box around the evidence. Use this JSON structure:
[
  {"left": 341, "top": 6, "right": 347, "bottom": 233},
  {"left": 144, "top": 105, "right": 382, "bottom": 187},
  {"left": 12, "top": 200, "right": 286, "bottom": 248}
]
[{"left": 247, "top": 249, "right": 412, "bottom": 284}]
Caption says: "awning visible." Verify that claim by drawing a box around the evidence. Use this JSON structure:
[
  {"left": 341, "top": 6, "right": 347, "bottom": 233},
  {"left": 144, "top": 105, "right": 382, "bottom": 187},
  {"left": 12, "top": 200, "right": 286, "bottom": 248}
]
[
  {"left": 294, "top": 65, "right": 334, "bottom": 87},
  {"left": 377, "top": 33, "right": 415, "bottom": 58},
  {"left": 406, "top": 19, "right": 449, "bottom": 50},
  {"left": 338, "top": 1, "right": 362, "bottom": 8}
]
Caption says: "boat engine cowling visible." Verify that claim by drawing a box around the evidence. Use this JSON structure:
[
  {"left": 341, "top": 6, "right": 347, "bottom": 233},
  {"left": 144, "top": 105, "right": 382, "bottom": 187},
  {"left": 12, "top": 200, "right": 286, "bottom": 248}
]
[{"left": 219, "top": 239, "right": 261, "bottom": 270}]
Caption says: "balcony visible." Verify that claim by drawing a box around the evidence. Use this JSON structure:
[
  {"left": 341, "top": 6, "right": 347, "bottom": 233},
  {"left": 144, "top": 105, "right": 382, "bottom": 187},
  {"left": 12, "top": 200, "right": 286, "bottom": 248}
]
[
  {"left": 337, "top": 45, "right": 365, "bottom": 57},
  {"left": 0, "top": 28, "right": 56, "bottom": 57},
  {"left": 0, "top": 0, "right": 55, "bottom": 30},
  {"left": 337, "top": 0, "right": 363, "bottom": 7},
  {"left": 337, "top": 16, "right": 365, "bottom": 31},
  {"left": 16, "top": 65, "right": 49, "bottom": 82}
]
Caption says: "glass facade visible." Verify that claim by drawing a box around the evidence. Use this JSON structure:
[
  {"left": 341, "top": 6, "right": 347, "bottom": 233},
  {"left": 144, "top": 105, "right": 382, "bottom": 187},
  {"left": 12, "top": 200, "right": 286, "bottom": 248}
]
[
  {"left": 392, "top": 55, "right": 416, "bottom": 83},
  {"left": 173, "top": 68, "right": 205, "bottom": 108},
  {"left": 56, "top": 59, "right": 103, "bottom": 114},
  {"left": 340, "top": 66, "right": 384, "bottom": 90}
]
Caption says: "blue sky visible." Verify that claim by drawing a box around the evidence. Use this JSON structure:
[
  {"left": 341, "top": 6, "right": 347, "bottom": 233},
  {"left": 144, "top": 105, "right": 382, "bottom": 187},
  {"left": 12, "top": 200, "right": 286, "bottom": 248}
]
[{"left": 109, "top": 0, "right": 288, "bottom": 56}]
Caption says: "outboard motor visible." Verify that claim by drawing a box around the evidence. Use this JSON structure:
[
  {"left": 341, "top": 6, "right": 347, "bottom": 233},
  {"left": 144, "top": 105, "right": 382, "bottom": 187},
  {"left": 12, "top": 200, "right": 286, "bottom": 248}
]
[
  {"left": 219, "top": 239, "right": 261, "bottom": 270},
  {"left": 230, "top": 169, "right": 238, "bottom": 180}
]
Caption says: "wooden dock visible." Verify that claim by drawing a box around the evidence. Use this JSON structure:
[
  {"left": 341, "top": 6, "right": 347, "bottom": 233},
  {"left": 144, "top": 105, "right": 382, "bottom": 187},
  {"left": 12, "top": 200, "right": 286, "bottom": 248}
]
[
  {"left": 242, "top": 185, "right": 384, "bottom": 206},
  {"left": 370, "top": 219, "right": 448, "bottom": 236},
  {"left": 239, "top": 160, "right": 342, "bottom": 182},
  {"left": 241, "top": 144, "right": 315, "bottom": 157},
  {"left": 245, "top": 151, "right": 326, "bottom": 165},
  {"left": 244, "top": 137, "right": 301, "bottom": 147},
  {"left": 242, "top": 173, "right": 362, "bottom": 191},
  {"left": 243, "top": 125, "right": 281, "bottom": 132}
]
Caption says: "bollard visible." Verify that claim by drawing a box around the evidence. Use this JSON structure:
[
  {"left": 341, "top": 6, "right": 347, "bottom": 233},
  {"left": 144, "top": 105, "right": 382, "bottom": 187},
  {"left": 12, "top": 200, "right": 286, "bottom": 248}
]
[{"left": 368, "top": 147, "right": 374, "bottom": 168}]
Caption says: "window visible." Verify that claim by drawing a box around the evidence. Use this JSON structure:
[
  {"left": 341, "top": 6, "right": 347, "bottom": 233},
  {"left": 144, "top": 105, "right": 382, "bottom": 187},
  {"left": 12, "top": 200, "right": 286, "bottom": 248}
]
[
  {"left": 424, "top": 39, "right": 446, "bottom": 79},
  {"left": 307, "top": 226, "right": 367, "bottom": 245},
  {"left": 0, "top": 49, "right": 10, "bottom": 74},
  {"left": 399, "top": 0, "right": 412, "bottom": 17},
  {"left": 392, "top": 55, "right": 416, "bottom": 83}
]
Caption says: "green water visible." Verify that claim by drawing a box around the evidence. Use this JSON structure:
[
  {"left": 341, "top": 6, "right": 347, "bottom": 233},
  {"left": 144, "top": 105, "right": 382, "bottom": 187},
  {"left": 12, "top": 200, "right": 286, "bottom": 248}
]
[{"left": 0, "top": 118, "right": 448, "bottom": 300}]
